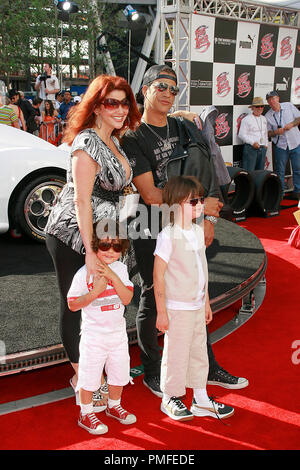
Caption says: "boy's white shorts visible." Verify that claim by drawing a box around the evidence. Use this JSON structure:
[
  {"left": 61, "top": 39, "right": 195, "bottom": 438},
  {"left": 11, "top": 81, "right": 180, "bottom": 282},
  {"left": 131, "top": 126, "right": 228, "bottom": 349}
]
[{"left": 76, "top": 329, "right": 130, "bottom": 392}]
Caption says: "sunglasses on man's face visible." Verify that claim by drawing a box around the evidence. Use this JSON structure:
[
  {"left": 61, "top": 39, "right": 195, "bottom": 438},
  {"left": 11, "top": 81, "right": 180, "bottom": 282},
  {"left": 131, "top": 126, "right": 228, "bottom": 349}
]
[
  {"left": 254, "top": 105, "right": 264, "bottom": 109},
  {"left": 186, "top": 197, "right": 205, "bottom": 207},
  {"left": 152, "top": 82, "right": 180, "bottom": 96},
  {"left": 98, "top": 241, "right": 123, "bottom": 253},
  {"left": 101, "top": 98, "right": 130, "bottom": 110}
]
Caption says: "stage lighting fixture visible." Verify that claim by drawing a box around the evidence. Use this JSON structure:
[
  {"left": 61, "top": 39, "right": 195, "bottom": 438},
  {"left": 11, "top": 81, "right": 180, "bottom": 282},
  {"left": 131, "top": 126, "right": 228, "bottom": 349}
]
[
  {"left": 123, "top": 5, "right": 139, "bottom": 21},
  {"left": 53, "top": 0, "right": 78, "bottom": 14}
]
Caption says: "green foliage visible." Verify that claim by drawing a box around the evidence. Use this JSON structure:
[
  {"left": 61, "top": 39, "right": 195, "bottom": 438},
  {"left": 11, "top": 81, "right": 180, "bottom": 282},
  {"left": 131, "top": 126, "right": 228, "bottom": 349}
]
[{"left": 0, "top": 0, "right": 128, "bottom": 84}]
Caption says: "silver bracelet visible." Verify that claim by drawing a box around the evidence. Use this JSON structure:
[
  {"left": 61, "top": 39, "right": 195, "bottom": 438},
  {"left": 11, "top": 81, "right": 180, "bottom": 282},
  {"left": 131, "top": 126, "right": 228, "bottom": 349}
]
[{"left": 205, "top": 215, "right": 218, "bottom": 225}]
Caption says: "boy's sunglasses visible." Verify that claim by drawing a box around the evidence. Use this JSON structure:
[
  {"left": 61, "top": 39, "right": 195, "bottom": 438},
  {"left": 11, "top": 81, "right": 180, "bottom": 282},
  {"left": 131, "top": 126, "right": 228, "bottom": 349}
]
[
  {"left": 187, "top": 196, "right": 205, "bottom": 207},
  {"left": 153, "top": 82, "right": 180, "bottom": 96},
  {"left": 101, "top": 98, "right": 130, "bottom": 110},
  {"left": 98, "top": 241, "right": 123, "bottom": 253}
]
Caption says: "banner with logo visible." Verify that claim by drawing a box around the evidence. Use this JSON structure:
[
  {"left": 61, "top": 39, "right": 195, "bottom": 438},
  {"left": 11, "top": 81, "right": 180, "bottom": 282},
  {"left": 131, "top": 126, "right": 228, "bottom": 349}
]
[
  {"left": 256, "top": 24, "right": 279, "bottom": 67},
  {"left": 191, "top": 14, "right": 215, "bottom": 63},
  {"left": 213, "top": 63, "right": 235, "bottom": 106},
  {"left": 213, "top": 18, "right": 237, "bottom": 64},
  {"left": 190, "top": 14, "right": 299, "bottom": 171},
  {"left": 235, "top": 21, "right": 260, "bottom": 66},
  {"left": 234, "top": 65, "right": 255, "bottom": 105},
  {"left": 275, "top": 27, "right": 298, "bottom": 68}
]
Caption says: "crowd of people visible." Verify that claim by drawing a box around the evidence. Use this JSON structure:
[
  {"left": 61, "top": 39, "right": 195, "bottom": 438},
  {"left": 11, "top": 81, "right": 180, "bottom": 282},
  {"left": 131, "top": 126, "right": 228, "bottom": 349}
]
[
  {"left": 0, "top": 62, "right": 82, "bottom": 146},
  {"left": 1, "top": 61, "right": 299, "bottom": 435}
]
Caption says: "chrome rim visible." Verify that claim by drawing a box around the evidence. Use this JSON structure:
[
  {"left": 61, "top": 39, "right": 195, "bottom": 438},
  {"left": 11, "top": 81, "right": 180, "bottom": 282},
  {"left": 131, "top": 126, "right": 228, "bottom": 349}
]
[{"left": 23, "top": 180, "right": 65, "bottom": 238}]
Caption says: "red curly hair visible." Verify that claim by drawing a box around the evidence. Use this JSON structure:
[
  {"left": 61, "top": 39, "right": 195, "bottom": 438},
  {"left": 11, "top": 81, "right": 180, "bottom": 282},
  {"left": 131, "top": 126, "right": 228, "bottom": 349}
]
[{"left": 63, "top": 74, "right": 141, "bottom": 145}]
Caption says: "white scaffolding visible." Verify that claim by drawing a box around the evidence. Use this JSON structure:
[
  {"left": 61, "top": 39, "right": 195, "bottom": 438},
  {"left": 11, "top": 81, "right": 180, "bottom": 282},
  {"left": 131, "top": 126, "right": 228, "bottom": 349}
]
[{"left": 156, "top": 0, "right": 300, "bottom": 109}]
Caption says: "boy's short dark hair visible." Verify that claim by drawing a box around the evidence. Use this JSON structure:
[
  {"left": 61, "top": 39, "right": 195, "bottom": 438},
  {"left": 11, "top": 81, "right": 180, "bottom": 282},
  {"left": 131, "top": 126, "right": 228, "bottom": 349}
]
[
  {"left": 92, "top": 220, "right": 129, "bottom": 255},
  {"left": 162, "top": 176, "right": 204, "bottom": 207}
]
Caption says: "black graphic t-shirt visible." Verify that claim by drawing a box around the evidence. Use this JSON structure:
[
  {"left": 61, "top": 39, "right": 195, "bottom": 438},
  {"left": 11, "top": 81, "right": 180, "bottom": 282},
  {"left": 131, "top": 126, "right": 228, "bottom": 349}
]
[
  {"left": 46, "top": 128, "right": 132, "bottom": 254},
  {"left": 121, "top": 117, "right": 180, "bottom": 190}
]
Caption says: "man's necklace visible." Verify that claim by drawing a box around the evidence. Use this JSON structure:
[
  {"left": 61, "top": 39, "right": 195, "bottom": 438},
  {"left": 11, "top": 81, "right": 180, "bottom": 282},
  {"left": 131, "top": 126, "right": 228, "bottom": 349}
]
[
  {"left": 254, "top": 115, "right": 264, "bottom": 144},
  {"left": 142, "top": 119, "right": 172, "bottom": 151}
]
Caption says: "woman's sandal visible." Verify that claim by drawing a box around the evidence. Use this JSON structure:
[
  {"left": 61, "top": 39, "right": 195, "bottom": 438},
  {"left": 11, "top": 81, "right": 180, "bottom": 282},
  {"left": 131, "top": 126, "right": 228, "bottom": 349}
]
[{"left": 70, "top": 378, "right": 107, "bottom": 412}]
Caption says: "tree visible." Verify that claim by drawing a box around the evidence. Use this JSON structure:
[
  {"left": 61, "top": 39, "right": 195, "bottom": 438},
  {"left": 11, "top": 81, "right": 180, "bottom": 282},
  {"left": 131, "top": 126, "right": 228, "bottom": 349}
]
[{"left": 0, "top": 0, "right": 128, "bottom": 88}]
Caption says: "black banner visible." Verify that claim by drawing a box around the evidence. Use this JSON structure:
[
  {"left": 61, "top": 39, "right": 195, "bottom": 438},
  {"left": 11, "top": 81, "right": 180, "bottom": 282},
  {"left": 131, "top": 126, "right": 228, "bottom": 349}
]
[
  {"left": 234, "top": 65, "right": 255, "bottom": 105},
  {"left": 256, "top": 24, "right": 278, "bottom": 66},
  {"left": 214, "top": 106, "right": 233, "bottom": 147},
  {"left": 214, "top": 18, "right": 237, "bottom": 64},
  {"left": 274, "top": 67, "right": 293, "bottom": 102},
  {"left": 190, "top": 61, "right": 213, "bottom": 105}
]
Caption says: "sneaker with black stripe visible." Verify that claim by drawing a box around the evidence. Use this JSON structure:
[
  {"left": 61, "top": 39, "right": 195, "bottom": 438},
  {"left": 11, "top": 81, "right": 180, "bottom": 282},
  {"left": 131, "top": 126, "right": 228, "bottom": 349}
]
[
  {"left": 207, "top": 367, "right": 249, "bottom": 389},
  {"left": 143, "top": 375, "right": 163, "bottom": 398},
  {"left": 161, "top": 397, "right": 194, "bottom": 421},
  {"left": 190, "top": 397, "right": 234, "bottom": 420}
]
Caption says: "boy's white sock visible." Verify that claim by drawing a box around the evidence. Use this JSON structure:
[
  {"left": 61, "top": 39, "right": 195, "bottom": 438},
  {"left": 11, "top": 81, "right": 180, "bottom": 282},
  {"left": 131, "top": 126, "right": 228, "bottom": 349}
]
[
  {"left": 193, "top": 388, "right": 211, "bottom": 407},
  {"left": 80, "top": 402, "right": 93, "bottom": 416},
  {"left": 163, "top": 393, "right": 172, "bottom": 405},
  {"left": 108, "top": 398, "right": 121, "bottom": 409}
]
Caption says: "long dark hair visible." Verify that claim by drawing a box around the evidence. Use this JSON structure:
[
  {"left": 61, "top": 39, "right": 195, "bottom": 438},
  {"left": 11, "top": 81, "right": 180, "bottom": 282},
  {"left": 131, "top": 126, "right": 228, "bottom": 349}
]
[{"left": 44, "top": 100, "right": 55, "bottom": 117}]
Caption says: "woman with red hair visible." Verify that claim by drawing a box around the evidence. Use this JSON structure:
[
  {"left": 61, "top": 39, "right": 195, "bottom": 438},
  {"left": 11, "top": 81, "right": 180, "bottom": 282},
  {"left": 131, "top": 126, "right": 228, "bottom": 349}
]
[{"left": 45, "top": 75, "right": 141, "bottom": 407}]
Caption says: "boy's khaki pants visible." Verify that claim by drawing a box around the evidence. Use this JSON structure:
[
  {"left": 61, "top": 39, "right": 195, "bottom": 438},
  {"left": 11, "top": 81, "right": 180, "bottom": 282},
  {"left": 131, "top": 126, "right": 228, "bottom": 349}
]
[{"left": 160, "top": 306, "right": 209, "bottom": 398}]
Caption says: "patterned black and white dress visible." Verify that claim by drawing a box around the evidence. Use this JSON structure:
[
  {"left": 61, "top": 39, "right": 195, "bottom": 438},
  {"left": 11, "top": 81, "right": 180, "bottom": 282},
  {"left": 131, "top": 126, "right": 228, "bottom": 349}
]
[{"left": 45, "top": 128, "right": 132, "bottom": 255}]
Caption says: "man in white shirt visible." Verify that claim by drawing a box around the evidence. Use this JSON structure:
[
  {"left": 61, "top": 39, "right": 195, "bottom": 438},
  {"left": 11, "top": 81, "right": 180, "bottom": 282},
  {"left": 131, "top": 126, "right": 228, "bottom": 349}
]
[
  {"left": 265, "top": 91, "right": 300, "bottom": 200},
  {"left": 35, "top": 63, "right": 60, "bottom": 108},
  {"left": 238, "top": 97, "right": 268, "bottom": 172}
]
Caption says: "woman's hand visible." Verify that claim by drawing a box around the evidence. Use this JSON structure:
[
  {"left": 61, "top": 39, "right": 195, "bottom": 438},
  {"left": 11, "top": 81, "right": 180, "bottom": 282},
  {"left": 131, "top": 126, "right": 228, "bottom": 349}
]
[{"left": 85, "top": 251, "right": 103, "bottom": 284}]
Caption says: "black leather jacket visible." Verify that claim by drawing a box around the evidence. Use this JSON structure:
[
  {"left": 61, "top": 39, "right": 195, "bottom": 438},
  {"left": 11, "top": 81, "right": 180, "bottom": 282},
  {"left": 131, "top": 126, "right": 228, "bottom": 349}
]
[{"left": 167, "top": 118, "right": 220, "bottom": 198}]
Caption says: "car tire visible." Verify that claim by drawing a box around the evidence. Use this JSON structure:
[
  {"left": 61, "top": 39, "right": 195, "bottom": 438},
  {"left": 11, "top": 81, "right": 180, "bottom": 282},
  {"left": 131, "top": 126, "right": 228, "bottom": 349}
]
[{"left": 14, "top": 173, "right": 66, "bottom": 242}]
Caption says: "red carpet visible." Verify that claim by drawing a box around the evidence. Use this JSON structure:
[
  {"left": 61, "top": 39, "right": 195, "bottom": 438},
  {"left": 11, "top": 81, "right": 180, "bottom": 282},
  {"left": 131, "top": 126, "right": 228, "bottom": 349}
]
[{"left": 0, "top": 205, "right": 299, "bottom": 450}]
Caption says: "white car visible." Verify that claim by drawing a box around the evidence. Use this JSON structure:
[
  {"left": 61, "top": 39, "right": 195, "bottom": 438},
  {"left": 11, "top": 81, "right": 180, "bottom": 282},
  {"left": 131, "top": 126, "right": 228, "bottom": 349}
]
[{"left": 0, "top": 124, "right": 68, "bottom": 242}]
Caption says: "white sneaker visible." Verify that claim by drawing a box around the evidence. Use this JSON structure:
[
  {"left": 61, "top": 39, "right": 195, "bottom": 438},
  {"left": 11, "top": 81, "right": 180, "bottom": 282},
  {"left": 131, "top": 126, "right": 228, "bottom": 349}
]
[
  {"left": 190, "top": 397, "right": 234, "bottom": 419},
  {"left": 161, "top": 397, "right": 194, "bottom": 421}
]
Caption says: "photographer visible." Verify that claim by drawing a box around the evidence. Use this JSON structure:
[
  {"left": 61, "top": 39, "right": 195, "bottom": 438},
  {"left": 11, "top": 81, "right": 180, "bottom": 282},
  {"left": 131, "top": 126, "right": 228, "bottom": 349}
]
[{"left": 35, "top": 63, "right": 59, "bottom": 108}]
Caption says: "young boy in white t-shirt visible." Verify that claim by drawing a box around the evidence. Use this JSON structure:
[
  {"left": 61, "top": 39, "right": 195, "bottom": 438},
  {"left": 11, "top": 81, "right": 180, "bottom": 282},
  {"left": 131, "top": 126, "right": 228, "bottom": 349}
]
[
  {"left": 153, "top": 176, "right": 234, "bottom": 422},
  {"left": 67, "top": 221, "right": 136, "bottom": 435}
]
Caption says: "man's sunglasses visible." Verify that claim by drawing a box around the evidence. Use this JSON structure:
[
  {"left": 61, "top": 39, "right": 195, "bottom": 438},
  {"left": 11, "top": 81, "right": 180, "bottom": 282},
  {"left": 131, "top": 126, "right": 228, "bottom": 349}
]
[
  {"left": 153, "top": 82, "right": 180, "bottom": 96},
  {"left": 187, "top": 197, "right": 205, "bottom": 207},
  {"left": 98, "top": 241, "right": 123, "bottom": 253},
  {"left": 101, "top": 98, "right": 130, "bottom": 110},
  {"left": 254, "top": 105, "right": 264, "bottom": 108}
]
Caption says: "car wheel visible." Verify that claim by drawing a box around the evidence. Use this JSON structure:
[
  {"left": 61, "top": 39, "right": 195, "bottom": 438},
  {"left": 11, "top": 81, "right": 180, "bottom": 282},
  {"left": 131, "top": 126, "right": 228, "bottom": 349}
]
[{"left": 15, "top": 174, "right": 66, "bottom": 242}]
